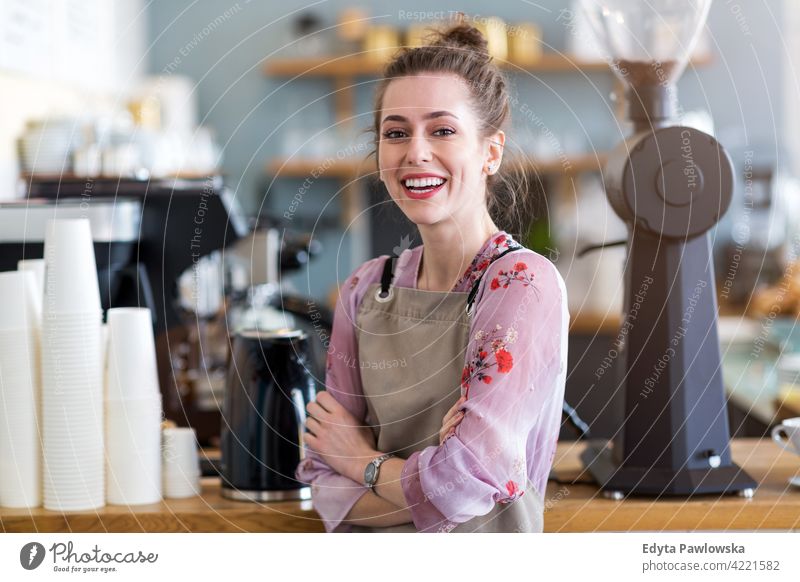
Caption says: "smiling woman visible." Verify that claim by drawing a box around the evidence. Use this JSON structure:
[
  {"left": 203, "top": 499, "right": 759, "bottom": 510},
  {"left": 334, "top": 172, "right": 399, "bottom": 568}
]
[{"left": 295, "top": 23, "right": 568, "bottom": 533}]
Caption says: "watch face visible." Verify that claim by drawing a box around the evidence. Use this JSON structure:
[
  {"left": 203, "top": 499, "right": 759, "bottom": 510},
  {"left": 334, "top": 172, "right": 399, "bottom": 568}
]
[{"left": 364, "top": 462, "right": 377, "bottom": 484}]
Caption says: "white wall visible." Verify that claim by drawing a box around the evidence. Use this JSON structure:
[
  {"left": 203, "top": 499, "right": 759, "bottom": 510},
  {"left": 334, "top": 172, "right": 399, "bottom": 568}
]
[
  {"left": 0, "top": 0, "right": 148, "bottom": 199},
  {"left": 784, "top": 0, "right": 800, "bottom": 175}
]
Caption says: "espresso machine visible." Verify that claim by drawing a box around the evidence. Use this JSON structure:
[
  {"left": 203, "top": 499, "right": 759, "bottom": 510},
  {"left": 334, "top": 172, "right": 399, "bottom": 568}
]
[
  {"left": 0, "top": 197, "right": 153, "bottom": 313},
  {"left": 578, "top": 0, "right": 756, "bottom": 497},
  {"left": 25, "top": 175, "right": 248, "bottom": 441}
]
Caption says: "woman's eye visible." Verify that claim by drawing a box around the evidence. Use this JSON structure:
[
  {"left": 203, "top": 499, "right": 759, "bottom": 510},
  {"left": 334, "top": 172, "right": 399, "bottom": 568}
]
[
  {"left": 382, "top": 130, "right": 407, "bottom": 140},
  {"left": 433, "top": 128, "right": 455, "bottom": 137}
]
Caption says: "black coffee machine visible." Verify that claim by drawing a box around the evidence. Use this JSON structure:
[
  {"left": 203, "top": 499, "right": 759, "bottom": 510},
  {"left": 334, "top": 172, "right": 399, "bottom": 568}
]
[
  {"left": 0, "top": 197, "right": 154, "bottom": 314},
  {"left": 25, "top": 175, "right": 248, "bottom": 439}
]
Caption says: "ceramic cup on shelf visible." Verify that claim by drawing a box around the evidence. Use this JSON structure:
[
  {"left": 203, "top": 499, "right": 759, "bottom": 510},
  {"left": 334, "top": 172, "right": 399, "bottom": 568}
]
[{"left": 772, "top": 417, "right": 800, "bottom": 456}]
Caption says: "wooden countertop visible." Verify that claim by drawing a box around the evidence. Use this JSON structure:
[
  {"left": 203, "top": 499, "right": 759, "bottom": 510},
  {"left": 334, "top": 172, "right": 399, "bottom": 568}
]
[
  {"left": 547, "top": 438, "right": 800, "bottom": 532},
  {"left": 2, "top": 439, "right": 798, "bottom": 532},
  {"left": 0, "top": 482, "right": 323, "bottom": 533}
]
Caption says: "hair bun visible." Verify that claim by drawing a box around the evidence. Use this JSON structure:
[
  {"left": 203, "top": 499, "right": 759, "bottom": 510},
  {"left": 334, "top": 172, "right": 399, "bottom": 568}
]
[{"left": 434, "top": 24, "right": 489, "bottom": 55}]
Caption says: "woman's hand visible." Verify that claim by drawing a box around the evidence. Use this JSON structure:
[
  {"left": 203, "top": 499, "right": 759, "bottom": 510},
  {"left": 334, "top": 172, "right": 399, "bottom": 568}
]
[
  {"left": 304, "top": 391, "right": 379, "bottom": 483},
  {"left": 439, "top": 395, "right": 467, "bottom": 445}
]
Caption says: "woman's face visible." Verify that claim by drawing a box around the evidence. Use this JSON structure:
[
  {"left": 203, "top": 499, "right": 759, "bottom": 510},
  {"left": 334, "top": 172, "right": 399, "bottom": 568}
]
[{"left": 377, "top": 72, "right": 503, "bottom": 228}]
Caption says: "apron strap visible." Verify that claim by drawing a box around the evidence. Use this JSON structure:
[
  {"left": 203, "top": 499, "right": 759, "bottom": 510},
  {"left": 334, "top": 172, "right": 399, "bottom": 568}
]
[
  {"left": 378, "top": 255, "right": 397, "bottom": 299},
  {"left": 466, "top": 246, "right": 521, "bottom": 315}
]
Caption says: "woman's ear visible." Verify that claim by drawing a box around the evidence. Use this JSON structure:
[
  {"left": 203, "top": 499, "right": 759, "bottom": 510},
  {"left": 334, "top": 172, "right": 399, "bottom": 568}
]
[{"left": 485, "top": 130, "right": 505, "bottom": 175}]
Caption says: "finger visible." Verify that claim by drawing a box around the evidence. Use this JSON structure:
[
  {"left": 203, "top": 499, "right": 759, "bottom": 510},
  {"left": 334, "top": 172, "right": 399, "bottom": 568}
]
[
  {"left": 443, "top": 396, "right": 467, "bottom": 424},
  {"left": 439, "top": 427, "right": 456, "bottom": 445},
  {"left": 306, "top": 400, "right": 330, "bottom": 420},
  {"left": 304, "top": 432, "right": 318, "bottom": 450},
  {"left": 315, "top": 391, "right": 339, "bottom": 413},
  {"left": 306, "top": 416, "right": 321, "bottom": 434},
  {"left": 439, "top": 413, "right": 462, "bottom": 443},
  {"left": 439, "top": 418, "right": 462, "bottom": 446},
  {"left": 442, "top": 411, "right": 464, "bottom": 433}
]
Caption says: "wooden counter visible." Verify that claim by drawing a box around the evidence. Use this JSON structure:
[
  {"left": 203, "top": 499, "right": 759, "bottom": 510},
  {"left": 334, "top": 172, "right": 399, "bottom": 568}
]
[
  {"left": 546, "top": 438, "right": 800, "bottom": 532},
  {"left": 0, "top": 483, "right": 323, "bottom": 533},
  {"left": 2, "top": 439, "right": 798, "bottom": 532}
]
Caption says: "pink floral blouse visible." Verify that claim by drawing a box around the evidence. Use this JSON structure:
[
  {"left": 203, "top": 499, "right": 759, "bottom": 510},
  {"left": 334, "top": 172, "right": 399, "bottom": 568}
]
[{"left": 295, "top": 232, "right": 569, "bottom": 532}]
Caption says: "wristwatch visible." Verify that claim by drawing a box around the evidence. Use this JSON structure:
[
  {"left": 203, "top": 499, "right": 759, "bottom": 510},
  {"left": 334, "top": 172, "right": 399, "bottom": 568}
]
[{"left": 363, "top": 454, "right": 394, "bottom": 490}]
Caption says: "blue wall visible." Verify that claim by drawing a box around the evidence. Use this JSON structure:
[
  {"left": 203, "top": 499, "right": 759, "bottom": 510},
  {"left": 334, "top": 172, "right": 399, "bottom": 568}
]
[{"left": 147, "top": 0, "right": 786, "bottom": 303}]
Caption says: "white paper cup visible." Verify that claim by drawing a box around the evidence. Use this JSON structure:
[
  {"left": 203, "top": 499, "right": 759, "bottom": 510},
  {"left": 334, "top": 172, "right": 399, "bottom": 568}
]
[
  {"left": 106, "top": 395, "right": 163, "bottom": 505},
  {"left": 0, "top": 436, "right": 42, "bottom": 508},
  {"left": 0, "top": 271, "right": 40, "bottom": 331},
  {"left": 41, "top": 368, "right": 104, "bottom": 511},
  {"left": 162, "top": 472, "right": 201, "bottom": 499},
  {"left": 0, "top": 315, "right": 41, "bottom": 508},
  {"left": 106, "top": 308, "right": 159, "bottom": 401},
  {"left": 162, "top": 427, "right": 200, "bottom": 498},
  {"left": 42, "top": 490, "right": 104, "bottom": 512},
  {"left": 41, "top": 312, "right": 103, "bottom": 401},
  {"left": 42, "top": 219, "right": 101, "bottom": 314},
  {"left": 17, "top": 259, "right": 44, "bottom": 292},
  {"left": 17, "top": 259, "right": 44, "bottom": 322}
]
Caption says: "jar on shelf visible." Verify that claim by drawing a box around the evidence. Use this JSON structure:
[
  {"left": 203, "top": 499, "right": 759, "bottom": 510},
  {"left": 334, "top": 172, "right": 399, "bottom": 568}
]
[
  {"left": 508, "top": 22, "right": 543, "bottom": 65},
  {"left": 363, "top": 25, "right": 400, "bottom": 62}
]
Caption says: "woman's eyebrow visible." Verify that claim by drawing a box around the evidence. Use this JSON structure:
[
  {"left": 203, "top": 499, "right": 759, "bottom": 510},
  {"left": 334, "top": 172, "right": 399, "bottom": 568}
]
[{"left": 381, "top": 111, "right": 459, "bottom": 124}]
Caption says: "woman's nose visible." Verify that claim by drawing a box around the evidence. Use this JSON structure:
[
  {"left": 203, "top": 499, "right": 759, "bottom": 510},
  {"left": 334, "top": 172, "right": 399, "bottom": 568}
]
[{"left": 404, "top": 135, "right": 433, "bottom": 165}]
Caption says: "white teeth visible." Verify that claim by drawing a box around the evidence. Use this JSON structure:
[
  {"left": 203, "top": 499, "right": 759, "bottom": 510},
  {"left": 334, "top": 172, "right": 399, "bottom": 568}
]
[{"left": 403, "top": 177, "right": 445, "bottom": 188}]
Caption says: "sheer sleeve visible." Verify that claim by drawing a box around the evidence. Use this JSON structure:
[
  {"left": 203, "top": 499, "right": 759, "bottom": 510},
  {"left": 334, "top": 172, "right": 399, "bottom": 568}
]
[
  {"left": 399, "top": 251, "right": 568, "bottom": 532},
  {"left": 294, "top": 258, "right": 383, "bottom": 532}
]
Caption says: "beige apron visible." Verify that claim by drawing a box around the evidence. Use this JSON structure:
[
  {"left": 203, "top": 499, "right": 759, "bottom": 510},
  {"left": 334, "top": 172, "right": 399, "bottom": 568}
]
[{"left": 351, "top": 255, "right": 544, "bottom": 533}]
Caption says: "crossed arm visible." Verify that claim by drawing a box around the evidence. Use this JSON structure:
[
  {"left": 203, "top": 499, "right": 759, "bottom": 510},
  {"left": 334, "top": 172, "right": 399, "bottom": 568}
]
[{"left": 304, "top": 391, "right": 466, "bottom": 527}]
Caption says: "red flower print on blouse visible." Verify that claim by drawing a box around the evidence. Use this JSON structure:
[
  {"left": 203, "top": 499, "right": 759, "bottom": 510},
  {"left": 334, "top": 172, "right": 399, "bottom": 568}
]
[
  {"left": 461, "top": 326, "right": 517, "bottom": 399},
  {"left": 456, "top": 232, "right": 522, "bottom": 290},
  {"left": 501, "top": 480, "right": 525, "bottom": 503},
  {"left": 489, "top": 261, "right": 540, "bottom": 298},
  {"left": 495, "top": 349, "right": 513, "bottom": 373}
]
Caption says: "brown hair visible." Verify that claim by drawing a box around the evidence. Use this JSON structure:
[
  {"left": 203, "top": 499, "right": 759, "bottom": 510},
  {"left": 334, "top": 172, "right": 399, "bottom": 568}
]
[{"left": 369, "top": 23, "right": 532, "bottom": 237}]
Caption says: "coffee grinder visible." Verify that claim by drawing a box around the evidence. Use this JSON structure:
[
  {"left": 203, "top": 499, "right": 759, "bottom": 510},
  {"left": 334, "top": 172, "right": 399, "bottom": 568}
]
[{"left": 578, "top": 0, "right": 756, "bottom": 497}]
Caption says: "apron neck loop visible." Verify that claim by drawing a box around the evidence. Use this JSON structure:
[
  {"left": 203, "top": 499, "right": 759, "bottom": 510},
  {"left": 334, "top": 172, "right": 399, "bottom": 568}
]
[{"left": 377, "top": 245, "right": 520, "bottom": 310}]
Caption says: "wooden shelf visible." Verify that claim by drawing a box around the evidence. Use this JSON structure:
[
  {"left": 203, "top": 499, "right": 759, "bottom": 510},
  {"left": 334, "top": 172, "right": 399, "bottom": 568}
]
[
  {"left": 265, "top": 53, "right": 714, "bottom": 78},
  {"left": 266, "top": 152, "right": 607, "bottom": 180},
  {"left": 570, "top": 310, "right": 621, "bottom": 335},
  {"left": 264, "top": 53, "right": 630, "bottom": 77}
]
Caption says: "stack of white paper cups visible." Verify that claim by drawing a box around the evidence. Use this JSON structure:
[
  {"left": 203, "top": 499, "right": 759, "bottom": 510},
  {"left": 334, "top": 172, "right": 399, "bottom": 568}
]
[
  {"left": 17, "top": 259, "right": 45, "bottom": 323},
  {"left": 17, "top": 259, "right": 44, "bottom": 325},
  {"left": 105, "top": 307, "right": 163, "bottom": 505},
  {"left": 41, "top": 219, "right": 105, "bottom": 511},
  {"left": 162, "top": 427, "right": 201, "bottom": 498},
  {"left": 0, "top": 271, "right": 42, "bottom": 508}
]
